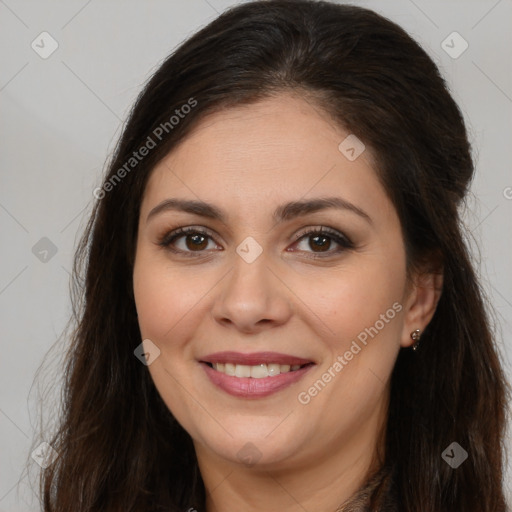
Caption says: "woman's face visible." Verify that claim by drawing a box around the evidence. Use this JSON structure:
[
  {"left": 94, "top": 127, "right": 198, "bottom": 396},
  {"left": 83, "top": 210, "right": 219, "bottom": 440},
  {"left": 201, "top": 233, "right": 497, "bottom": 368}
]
[{"left": 133, "top": 93, "right": 421, "bottom": 471}]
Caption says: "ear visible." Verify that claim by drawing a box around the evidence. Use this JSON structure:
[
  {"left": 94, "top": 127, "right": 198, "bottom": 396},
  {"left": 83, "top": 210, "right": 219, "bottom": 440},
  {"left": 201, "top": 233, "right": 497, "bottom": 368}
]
[{"left": 400, "top": 266, "right": 443, "bottom": 348}]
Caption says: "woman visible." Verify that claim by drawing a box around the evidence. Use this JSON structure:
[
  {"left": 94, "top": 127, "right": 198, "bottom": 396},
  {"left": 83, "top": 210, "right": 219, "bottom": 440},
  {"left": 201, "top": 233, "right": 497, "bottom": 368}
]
[{"left": 39, "top": 1, "right": 510, "bottom": 510}]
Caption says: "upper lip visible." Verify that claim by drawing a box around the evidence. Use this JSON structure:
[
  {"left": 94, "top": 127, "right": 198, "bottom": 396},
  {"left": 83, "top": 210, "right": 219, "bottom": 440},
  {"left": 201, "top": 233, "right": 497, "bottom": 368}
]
[{"left": 200, "top": 351, "right": 314, "bottom": 366}]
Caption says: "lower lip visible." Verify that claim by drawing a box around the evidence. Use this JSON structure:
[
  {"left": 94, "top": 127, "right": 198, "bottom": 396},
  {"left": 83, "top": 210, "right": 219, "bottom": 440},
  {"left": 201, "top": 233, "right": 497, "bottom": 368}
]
[{"left": 201, "top": 362, "right": 314, "bottom": 399}]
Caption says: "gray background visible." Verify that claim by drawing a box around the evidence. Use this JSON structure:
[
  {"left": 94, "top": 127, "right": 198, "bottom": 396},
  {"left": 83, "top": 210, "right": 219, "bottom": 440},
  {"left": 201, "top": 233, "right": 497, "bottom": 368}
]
[{"left": 0, "top": 0, "right": 511, "bottom": 510}]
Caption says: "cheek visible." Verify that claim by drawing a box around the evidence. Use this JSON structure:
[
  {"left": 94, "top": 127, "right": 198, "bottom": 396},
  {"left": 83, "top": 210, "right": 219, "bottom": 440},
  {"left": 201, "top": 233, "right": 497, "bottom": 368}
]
[
  {"left": 133, "top": 250, "right": 201, "bottom": 342},
  {"left": 133, "top": 269, "right": 175, "bottom": 340},
  {"left": 132, "top": 252, "right": 206, "bottom": 434},
  {"left": 296, "top": 258, "right": 406, "bottom": 346},
  {"left": 293, "top": 269, "right": 403, "bottom": 440},
  {"left": 293, "top": 247, "right": 406, "bottom": 406}
]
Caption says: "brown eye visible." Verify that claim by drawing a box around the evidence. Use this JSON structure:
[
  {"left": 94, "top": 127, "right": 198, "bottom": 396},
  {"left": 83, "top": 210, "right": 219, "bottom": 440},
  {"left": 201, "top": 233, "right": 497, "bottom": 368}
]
[
  {"left": 159, "top": 227, "right": 220, "bottom": 256},
  {"left": 309, "top": 234, "right": 332, "bottom": 252},
  {"left": 291, "top": 227, "right": 354, "bottom": 258},
  {"left": 185, "top": 233, "right": 208, "bottom": 251}
]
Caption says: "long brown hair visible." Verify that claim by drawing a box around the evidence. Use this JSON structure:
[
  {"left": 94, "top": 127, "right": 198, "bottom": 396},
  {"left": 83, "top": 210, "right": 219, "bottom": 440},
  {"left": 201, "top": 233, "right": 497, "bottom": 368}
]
[{"left": 37, "top": 1, "right": 510, "bottom": 510}]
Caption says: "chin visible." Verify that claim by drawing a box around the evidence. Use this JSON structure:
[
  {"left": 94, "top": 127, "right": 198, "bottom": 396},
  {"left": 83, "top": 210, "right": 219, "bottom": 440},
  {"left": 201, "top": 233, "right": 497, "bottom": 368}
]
[{"left": 196, "top": 425, "right": 309, "bottom": 469}]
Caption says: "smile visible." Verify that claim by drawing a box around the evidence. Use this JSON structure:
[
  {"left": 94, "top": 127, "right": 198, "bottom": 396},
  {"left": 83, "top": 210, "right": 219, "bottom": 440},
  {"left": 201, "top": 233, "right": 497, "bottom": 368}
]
[{"left": 199, "top": 351, "right": 315, "bottom": 398}]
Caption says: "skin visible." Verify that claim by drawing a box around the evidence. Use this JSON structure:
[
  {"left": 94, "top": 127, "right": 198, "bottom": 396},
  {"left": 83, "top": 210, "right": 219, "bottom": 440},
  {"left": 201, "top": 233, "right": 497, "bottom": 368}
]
[{"left": 133, "top": 93, "right": 442, "bottom": 512}]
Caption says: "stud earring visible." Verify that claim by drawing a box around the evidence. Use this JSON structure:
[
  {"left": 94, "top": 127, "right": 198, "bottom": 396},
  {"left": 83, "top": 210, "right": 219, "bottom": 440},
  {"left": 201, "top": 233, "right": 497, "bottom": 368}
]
[{"left": 410, "top": 329, "right": 421, "bottom": 351}]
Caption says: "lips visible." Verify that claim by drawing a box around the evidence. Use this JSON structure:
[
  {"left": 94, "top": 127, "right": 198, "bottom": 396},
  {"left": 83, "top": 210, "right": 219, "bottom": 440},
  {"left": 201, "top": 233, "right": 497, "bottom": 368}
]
[{"left": 199, "top": 351, "right": 315, "bottom": 399}]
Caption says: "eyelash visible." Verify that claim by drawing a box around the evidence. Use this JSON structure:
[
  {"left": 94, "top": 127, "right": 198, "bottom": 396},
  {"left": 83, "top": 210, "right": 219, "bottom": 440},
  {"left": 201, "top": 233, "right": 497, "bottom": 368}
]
[{"left": 157, "top": 225, "right": 354, "bottom": 259}]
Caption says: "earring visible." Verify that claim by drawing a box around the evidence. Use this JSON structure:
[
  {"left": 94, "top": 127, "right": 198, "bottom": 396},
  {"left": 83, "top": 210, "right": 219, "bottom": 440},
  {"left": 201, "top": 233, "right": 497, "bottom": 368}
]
[{"left": 410, "top": 329, "right": 421, "bottom": 351}]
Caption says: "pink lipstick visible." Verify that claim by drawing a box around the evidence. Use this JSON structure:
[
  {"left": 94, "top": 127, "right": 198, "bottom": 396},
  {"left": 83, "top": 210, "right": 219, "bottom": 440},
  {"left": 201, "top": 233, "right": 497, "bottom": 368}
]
[{"left": 199, "top": 351, "right": 315, "bottom": 399}]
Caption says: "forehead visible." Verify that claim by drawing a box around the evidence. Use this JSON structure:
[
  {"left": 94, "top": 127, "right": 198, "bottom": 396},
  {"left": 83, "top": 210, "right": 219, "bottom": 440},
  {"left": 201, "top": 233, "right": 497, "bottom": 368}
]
[
  {"left": 141, "top": 94, "right": 388, "bottom": 222},
  {"left": 163, "top": 94, "right": 363, "bottom": 172}
]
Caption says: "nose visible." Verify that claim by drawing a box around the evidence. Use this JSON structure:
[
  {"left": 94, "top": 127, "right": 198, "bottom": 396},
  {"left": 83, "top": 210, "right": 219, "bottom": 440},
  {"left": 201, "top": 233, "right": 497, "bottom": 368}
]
[{"left": 211, "top": 253, "right": 293, "bottom": 334}]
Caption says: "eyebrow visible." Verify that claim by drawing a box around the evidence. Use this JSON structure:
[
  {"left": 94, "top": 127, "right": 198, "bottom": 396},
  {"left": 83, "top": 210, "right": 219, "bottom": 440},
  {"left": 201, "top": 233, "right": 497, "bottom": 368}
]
[{"left": 146, "top": 196, "right": 372, "bottom": 225}]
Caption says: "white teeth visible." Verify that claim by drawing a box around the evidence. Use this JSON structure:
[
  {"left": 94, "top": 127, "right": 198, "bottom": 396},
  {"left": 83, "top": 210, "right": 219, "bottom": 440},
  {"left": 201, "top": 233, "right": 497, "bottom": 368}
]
[
  {"left": 211, "top": 362, "right": 303, "bottom": 377},
  {"left": 235, "top": 364, "right": 251, "bottom": 378},
  {"left": 267, "top": 363, "right": 280, "bottom": 376},
  {"left": 251, "top": 364, "right": 269, "bottom": 378},
  {"left": 224, "top": 363, "right": 236, "bottom": 376}
]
